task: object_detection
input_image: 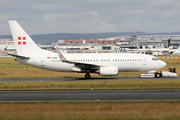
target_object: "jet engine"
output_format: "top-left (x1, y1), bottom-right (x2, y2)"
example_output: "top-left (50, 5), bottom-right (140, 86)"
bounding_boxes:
top-left (99, 66), bottom-right (118, 76)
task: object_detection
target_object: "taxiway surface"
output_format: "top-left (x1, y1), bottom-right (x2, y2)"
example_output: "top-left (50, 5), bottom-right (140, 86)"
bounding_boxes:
top-left (0, 90), bottom-right (180, 101)
top-left (0, 76), bottom-right (180, 82)
top-left (0, 77), bottom-right (180, 101)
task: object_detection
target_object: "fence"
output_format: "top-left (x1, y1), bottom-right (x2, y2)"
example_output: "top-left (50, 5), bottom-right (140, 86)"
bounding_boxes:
top-left (157, 56), bottom-right (179, 65)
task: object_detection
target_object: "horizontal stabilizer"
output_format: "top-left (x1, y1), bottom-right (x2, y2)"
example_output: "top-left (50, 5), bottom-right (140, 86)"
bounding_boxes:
top-left (8, 53), bottom-right (30, 59)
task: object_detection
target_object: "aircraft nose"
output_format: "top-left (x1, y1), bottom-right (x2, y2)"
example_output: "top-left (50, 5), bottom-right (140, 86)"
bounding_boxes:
top-left (160, 61), bottom-right (167, 68)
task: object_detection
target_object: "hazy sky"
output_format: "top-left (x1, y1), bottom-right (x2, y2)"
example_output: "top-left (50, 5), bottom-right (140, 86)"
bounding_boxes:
top-left (1, 0), bottom-right (180, 35)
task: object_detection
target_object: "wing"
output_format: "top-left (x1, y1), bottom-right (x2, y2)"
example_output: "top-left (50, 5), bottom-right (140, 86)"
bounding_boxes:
top-left (55, 46), bottom-right (101, 71)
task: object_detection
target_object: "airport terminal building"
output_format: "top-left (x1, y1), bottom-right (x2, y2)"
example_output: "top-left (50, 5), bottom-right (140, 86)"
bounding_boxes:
top-left (1, 35), bottom-right (180, 56)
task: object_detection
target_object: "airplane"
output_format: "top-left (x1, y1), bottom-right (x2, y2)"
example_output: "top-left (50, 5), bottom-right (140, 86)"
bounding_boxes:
top-left (171, 46), bottom-right (180, 55)
top-left (139, 39), bottom-right (172, 54)
top-left (151, 45), bottom-right (173, 56)
top-left (165, 39), bottom-right (171, 48)
top-left (8, 21), bottom-right (166, 79)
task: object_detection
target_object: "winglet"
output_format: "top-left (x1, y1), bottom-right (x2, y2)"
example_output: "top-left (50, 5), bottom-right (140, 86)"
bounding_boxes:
top-left (55, 46), bottom-right (68, 62)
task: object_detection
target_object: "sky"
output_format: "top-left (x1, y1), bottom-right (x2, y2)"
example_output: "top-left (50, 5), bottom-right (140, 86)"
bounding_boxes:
top-left (1, 0), bottom-right (180, 35)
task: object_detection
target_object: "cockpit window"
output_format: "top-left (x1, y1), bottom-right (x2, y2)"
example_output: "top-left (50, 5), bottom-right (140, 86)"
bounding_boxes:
top-left (152, 57), bottom-right (158, 61)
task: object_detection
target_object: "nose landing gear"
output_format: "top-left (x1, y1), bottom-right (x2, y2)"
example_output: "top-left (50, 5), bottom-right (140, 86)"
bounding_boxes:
top-left (155, 72), bottom-right (162, 78)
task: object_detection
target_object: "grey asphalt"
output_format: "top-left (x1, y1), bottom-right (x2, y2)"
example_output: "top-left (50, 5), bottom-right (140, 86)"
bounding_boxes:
top-left (0, 76), bottom-right (180, 82)
top-left (0, 90), bottom-right (180, 102)
top-left (0, 77), bottom-right (180, 102)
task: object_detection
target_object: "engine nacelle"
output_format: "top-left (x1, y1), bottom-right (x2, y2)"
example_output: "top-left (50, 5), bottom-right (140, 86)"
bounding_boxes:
top-left (100, 66), bottom-right (118, 76)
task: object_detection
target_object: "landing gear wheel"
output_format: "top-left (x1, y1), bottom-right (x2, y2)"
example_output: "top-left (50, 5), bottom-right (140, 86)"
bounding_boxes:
top-left (85, 73), bottom-right (91, 79)
top-left (155, 73), bottom-right (161, 78)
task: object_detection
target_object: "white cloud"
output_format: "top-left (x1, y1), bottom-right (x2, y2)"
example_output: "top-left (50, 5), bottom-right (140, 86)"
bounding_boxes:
top-left (0, 0), bottom-right (180, 34)
top-left (39, 11), bottom-right (116, 33)
top-left (42, 11), bottom-right (99, 22)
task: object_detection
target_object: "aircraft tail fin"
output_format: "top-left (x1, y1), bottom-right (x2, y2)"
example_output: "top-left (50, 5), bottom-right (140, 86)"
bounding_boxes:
top-left (9, 21), bottom-right (41, 56)
top-left (177, 46), bottom-right (180, 50)
top-left (165, 39), bottom-right (171, 48)
top-left (169, 45), bottom-right (173, 50)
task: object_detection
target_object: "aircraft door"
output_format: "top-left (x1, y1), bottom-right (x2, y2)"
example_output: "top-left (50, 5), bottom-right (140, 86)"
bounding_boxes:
top-left (41, 57), bottom-right (45, 68)
top-left (142, 57), bottom-right (147, 65)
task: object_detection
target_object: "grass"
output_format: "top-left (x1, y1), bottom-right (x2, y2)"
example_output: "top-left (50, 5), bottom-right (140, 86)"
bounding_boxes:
top-left (0, 57), bottom-right (180, 90)
top-left (0, 101), bottom-right (180, 120)
top-left (0, 80), bottom-right (180, 90)
top-left (0, 57), bottom-right (180, 78)
top-left (1, 57), bottom-right (180, 119)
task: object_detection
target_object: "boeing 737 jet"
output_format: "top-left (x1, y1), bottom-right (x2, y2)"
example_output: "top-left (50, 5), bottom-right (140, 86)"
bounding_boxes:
top-left (8, 21), bottom-right (166, 78)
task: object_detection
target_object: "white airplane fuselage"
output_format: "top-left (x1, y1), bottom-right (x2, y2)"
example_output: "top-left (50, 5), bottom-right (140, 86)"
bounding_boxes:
top-left (16, 49), bottom-right (165, 73)
top-left (173, 51), bottom-right (180, 56)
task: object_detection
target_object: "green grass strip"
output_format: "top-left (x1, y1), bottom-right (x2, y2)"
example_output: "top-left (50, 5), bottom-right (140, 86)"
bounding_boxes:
top-left (0, 80), bottom-right (180, 90)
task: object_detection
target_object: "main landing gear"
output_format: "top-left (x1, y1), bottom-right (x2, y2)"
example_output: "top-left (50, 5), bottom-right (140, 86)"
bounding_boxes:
top-left (85, 73), bottom-right (91, 79)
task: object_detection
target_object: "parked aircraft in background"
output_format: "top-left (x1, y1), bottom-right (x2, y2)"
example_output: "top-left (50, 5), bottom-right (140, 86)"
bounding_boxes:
top-left (172, 46), bottom-right (180, 55)
top-left (151, 45), bottom-right (173, 56)
top-left (8, 21), bottom-right (166, 78)
top-left (139, 39), bottom-right (172, 55)
top-left (165, 39), bottom-right (171, 48)
top-left (139, 39), bottom-right (174, 56)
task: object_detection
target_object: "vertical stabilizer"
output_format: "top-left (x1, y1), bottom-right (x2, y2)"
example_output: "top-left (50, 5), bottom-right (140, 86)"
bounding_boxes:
top-left (169, 45), bottom-right (173, 50)
top-left (165, 39), bottom-right (171, 48)
top-left (177, 46), bottom-right (180, 50)
top-left (9, 21), bottom-right (41, 56)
